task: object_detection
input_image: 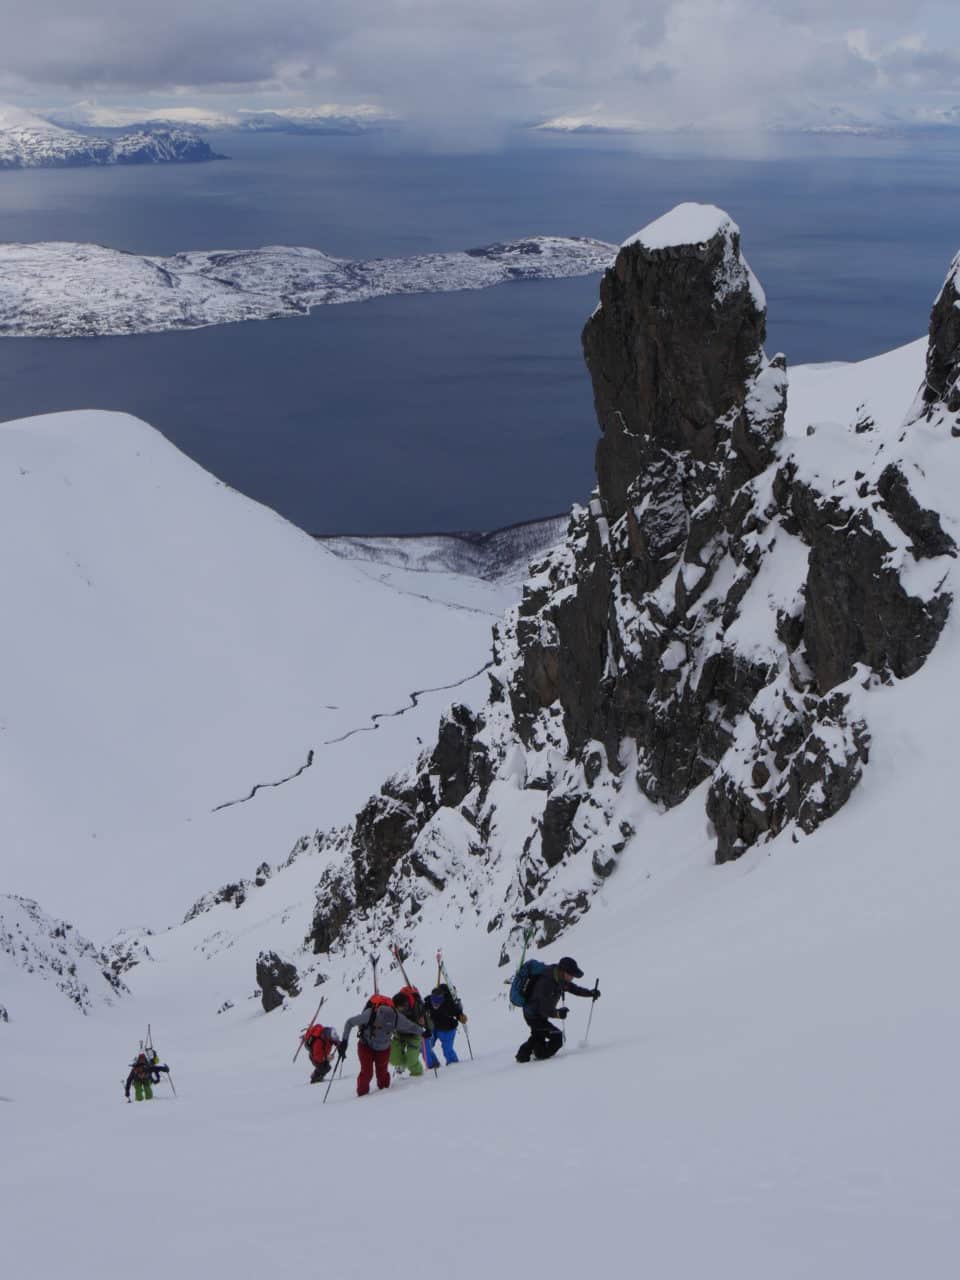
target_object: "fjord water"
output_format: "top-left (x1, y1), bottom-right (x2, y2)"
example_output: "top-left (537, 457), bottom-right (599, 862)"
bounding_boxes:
top-left (1, 131), bottom-right (958, 534)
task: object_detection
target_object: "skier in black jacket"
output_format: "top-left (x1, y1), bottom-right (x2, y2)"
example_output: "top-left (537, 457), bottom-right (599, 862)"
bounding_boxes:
top-left (125, 1052), bottom-right (170, 1102)
top-left (425, 983), bottom-right (467, 1067)
top-left (516, 957), bottom-right (599, 1063)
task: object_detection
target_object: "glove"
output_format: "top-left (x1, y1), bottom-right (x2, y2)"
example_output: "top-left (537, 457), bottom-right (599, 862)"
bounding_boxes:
top-left (459, 1013), bottom-right (468, 1024)
top-left (337, 1042), bottom-right (347, 1059)
top-left (592, 990), bottom-right (601, 1001)
top-left (556, 1007), bottom-right (569, 1021)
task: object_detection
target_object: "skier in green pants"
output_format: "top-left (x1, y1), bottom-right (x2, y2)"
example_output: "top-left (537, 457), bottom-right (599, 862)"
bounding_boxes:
top-left (390, 987), bottom-right (429, 1076)
top-left (125, 1052), bottom-right (169, 1102)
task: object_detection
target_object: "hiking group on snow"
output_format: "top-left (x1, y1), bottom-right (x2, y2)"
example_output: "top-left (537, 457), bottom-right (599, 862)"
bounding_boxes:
top-left (123, 946), bottom-right (600, 1105)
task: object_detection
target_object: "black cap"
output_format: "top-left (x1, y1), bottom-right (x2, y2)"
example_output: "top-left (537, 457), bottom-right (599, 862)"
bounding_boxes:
top-left (558, 957), bottom-right (583, 978)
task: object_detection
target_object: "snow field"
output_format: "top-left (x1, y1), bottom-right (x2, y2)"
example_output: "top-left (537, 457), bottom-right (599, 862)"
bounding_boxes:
top-left (4, 335), bottom-right (960, 1277)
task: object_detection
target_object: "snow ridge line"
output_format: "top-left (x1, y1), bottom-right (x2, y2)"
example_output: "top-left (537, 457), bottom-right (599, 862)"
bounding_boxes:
top-left (211, 749), bottom-right (316, 812)
top-left (320, 661), bottom-right (494, 746)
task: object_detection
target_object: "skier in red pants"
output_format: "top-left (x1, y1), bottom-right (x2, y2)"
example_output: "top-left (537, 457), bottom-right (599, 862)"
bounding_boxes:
top-left (341, 995), bottom-right (426, 1097)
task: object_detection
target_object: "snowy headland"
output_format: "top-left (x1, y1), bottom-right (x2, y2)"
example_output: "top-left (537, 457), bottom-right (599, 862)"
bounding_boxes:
top-left (0, 105), bottom-right (221, 169)
top-left (0, 235), bottom-right (616, 337)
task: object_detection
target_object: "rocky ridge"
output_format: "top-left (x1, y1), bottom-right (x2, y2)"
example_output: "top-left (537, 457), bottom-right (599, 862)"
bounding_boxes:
top-left (290, 202), bottom-right (957, 967)
top-left (0, 895), bottom-right (130, 1014)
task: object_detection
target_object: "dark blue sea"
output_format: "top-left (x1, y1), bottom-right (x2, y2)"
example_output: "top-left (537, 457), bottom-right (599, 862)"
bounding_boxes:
top-left (1, 131), bottom-right (958, 534)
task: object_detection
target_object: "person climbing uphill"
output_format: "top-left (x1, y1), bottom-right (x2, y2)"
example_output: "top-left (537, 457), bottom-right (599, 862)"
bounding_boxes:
top-left (341, 994), bottom-right (425, 1097)
top-left (390, 986), bottom-right (430, 1077)
top-left (125, 1052), bottom-right (170, 1102)
top-left (426, 983), bottom-right (467, 1067)
top-left (516, 957), bottom-right (599, 1063)
top-left (303, 1022), bottom-right (342, 1084)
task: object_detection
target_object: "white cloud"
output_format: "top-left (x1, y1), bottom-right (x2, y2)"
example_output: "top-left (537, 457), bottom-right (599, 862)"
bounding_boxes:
top-left (0, 0), bottom-right (958, 138)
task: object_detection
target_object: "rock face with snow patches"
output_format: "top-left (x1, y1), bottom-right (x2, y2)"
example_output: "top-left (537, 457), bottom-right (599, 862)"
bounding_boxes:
top-left (305, 202), bottom-right (957, 958)
top-left (0, 895), bottom-right (129, 1014)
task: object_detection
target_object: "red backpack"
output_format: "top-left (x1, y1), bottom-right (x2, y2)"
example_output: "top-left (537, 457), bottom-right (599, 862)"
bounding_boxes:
top-left (305, 1024), bottom-right (332, 1065)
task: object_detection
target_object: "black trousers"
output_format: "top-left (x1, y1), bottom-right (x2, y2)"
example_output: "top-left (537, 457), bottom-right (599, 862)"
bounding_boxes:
top-left (310, 1060), bottom-right (331, 1083)
top-left (518, 1014), bottom-right (563, 1061)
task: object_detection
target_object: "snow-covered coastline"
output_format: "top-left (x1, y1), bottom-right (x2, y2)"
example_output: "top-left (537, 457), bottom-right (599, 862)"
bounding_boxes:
top-left (0, 106), bottom-right (222, 169)
top-left (0, 236), bottom-right (616, 337)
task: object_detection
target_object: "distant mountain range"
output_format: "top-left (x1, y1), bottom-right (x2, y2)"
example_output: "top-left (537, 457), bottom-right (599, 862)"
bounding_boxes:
top-left (533, 101), bottom-right (960, 137)
top-left (0, 106), bottom-right (222, 169)
top-left (38, 101), bottom-right (396, 136)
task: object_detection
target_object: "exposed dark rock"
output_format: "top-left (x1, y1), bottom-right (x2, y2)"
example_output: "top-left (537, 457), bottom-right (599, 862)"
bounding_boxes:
top-left (781, 474), bottom-right (951, 692)
top-left (876, 464), bottom-right (957, 560)
top-left (921, 261), bottom-right (960, 415)
top-left (540, 793), bottom-right (584, 868)
top-left (256, 950), bottom-right (301, 1012)
top-left (430, 704), bottom-right (490, 806)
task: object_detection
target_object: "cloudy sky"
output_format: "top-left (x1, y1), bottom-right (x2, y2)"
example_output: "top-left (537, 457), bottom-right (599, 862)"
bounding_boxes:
top-left (0, 0), bottom-right (958, 133)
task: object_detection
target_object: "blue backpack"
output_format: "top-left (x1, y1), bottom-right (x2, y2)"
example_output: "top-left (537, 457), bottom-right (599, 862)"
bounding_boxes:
top-left (509, 959), bottom-right (546, 1008)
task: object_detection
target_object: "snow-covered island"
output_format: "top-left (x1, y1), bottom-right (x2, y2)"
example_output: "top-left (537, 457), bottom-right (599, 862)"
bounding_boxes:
top-left (0, 235), bottom-right (617, 337)
top-left (0, 105), bottom-right (223, 169)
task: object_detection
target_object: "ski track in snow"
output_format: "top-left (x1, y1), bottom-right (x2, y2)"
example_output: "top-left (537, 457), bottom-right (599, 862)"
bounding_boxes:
top-left (321, 660), bottom-right (493, 746)
top-left (210, 749), bottom-right (316, 813)
top-left (209, 661), bottom-right (492, 810)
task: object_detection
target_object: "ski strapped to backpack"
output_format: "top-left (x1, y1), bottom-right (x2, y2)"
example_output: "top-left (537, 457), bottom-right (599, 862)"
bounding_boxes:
top-left (437, 949), bottom-right (473, 1060)
top-left (509, 958), bottom-right (547, 1008)
top-left (293, 996), bottom-right (326, 1063)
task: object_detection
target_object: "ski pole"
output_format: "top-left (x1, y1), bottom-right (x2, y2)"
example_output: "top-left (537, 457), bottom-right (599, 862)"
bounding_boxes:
top-left (583, 980), bottom-right (600, 1046)
top-left (292, 996), bottom-right (326, 1063)
top-left (166, 1071), bottom-right (177, 1097)
top-left (322, 1050), bottom-right (346, 1104)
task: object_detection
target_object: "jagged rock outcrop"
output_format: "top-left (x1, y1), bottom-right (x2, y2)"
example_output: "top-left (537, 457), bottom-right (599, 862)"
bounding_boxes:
top-left (282, 203), bottom-right (959, 957)
top-left (256, 950), bottom-right (301, 1012)
top-left (921, 255), bottom-right (960, 417)
top-left (184, 862), bottom-right (274, 922)
top-left (307, 705), bottom-right (490, 952)
top-left (0, 895), bottom-right (129, 1012)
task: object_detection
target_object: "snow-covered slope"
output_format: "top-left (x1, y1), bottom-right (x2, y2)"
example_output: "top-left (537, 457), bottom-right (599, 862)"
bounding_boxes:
top-left (0, 410), bottom-right (517, 937)
top-left (4, 355), bottom-right (960, 1271)
top-left (0, 106), bottom-right (221, 168)
top-left (0, 236), bottom-right (615, 337)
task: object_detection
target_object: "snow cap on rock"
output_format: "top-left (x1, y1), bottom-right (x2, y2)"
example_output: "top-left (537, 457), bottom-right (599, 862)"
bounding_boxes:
top-left (621, 202), bottom-right (765, 310)
top-left (623, 202), bottom-right (736, 252)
